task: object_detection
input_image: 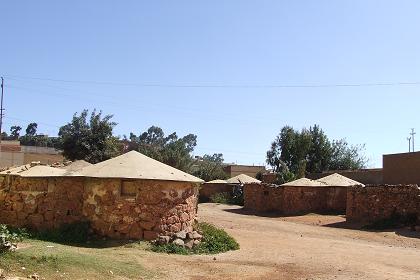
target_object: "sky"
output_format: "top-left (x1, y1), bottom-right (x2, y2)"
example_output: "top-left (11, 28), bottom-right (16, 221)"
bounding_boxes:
top-left (1, 1), bottom-right (420, 167)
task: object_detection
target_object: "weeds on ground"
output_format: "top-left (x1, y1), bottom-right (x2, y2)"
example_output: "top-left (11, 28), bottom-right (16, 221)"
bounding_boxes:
top-left (150, 222), bottom-right (239, 255)
top-left (210, 187), bottom-right (244, 206)
top-left (0, 224), bottom-right (29, 253)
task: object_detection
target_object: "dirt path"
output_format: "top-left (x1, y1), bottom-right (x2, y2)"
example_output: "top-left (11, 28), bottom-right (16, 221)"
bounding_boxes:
top-left (141, 203), bottom-right (420, 280)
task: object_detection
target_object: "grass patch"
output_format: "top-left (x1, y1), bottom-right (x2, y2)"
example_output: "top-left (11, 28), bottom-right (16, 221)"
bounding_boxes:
top-left (0, 239), bottom-right (154, 279)
top-left (151, 222), bottom-right (239, 255)
top-left (0, 224), bottom-right (29, 253)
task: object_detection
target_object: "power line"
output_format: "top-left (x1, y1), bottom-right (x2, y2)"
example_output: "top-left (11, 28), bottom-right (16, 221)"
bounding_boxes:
top-left (5, 74), bottom-right (420, 89)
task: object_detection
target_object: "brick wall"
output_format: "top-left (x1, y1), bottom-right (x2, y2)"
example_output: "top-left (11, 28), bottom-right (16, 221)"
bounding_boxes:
top-left (346, 185), bottom-right (420, 224)
top-left (383, 152), bottom-right (420, 185)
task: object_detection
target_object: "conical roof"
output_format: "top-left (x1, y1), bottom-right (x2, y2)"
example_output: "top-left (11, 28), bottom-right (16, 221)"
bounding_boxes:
top-left (19, 166), bottom-right (80, 177)
top-left (79, 151), bottom-right (204, 183)
top-left (317, 173), bottom-right (364, 187)
top-left (281, 178), bottom-right (328, 187)
top-left (61, 160), bottom-right (92, 172)
top-left (207, 179), bottom-right (228, 184)
top-left (226, 174), bottom-right (261, 184)
top-left (0, 164), bottom-right (31, 175)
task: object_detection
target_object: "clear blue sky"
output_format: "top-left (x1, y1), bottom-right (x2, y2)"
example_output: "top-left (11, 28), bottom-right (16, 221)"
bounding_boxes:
top-left (2, 1), bottom-right (420, 167)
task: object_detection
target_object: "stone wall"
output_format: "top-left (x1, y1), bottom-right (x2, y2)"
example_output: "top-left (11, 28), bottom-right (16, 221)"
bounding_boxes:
top-left (346, 185), bottom-right (420, 224)
top-left (83, 178), bottom-right (199, 240)
top-left (0, 176), bottom-right (85, 229)
top-left (244, 183), bottom-right (347, 215)
top-left (0, 176), bottom-right (199, 240)
top-left (199, 183), bottom-right (232, 202)
top-left (243, 183), bottom-right (283, 212)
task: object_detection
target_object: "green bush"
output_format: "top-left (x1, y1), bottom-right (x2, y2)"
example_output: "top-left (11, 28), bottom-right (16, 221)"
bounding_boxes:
top-left (209, 188), bottom-right (244, 206)
top-left (0, 224), bottom-right (28, 253)
top-left (36, 221), bottom-right (90, 244)
top-left (150, 222), bottom-right (239, 255)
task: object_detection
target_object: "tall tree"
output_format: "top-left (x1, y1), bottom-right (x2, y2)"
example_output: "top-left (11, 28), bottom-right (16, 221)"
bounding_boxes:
top-left (25, 123), bottom-right (38, 136)
top-left (58, 109), bottom-right (119, 163)
top-left (193, 153), bottom-right (228, 182)
top-left (134, 126), bottom-right (198, 172)
top-left (267, 124), bottom-right (367, 178)
top-left (10, 126), bottom-right (22, 139)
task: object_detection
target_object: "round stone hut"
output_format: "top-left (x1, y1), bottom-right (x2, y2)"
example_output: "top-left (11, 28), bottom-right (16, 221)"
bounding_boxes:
top-left (79, 151), bottom-right (204, 240)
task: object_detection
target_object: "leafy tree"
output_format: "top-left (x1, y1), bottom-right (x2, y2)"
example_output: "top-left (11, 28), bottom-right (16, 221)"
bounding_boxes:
top-left (267, 124), bottom-right (367, 178)
top-left (131, 126), bottom-right (198, 172)
top-left (58, 109), bottom-right (119, 163)
top-left (329, 139), bottom-right (367, 170)
top-left (10, 126), bottom-right (22, 139)
top-left (25, 123), bottom-right (38, 136)
top-left (193, 153), bottom-right (228, 182)
top-left (306, 125), bottom-right (332, 173)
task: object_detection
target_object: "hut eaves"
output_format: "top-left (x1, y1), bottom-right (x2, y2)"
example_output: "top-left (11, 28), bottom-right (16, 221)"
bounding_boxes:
top-left (226, 174), bottom-right (261, 184)
top-left (281, 178), bottom-right (328, 187)
top-left (206, 179), bottom-right (228, 184)
top-left (316, 173), bottom-right (364, 187)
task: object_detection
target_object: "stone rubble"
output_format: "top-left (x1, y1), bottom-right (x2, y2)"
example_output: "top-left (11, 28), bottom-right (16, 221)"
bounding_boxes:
top-left (155, 230), bottom-right (203, 248)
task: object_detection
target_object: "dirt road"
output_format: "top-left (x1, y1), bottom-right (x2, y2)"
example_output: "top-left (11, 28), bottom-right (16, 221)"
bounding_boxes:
top-left (142, 203), bottom-right (420, 280)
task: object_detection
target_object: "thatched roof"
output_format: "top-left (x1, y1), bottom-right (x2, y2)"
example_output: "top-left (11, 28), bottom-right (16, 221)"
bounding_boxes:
top-left (80, 151), bottom-right (204, 182)
top-left (61, 160), bottom-right (92, 172)
top-left (19, 166), bottom-right (78, 177)
top-left (281, 178), bottom-right (328, 187)
top-left (317, 173), bottom-right (364, 187)
top-left (206, 179), bottom-right (228, 184)
top-left (226, 174), bottom-right (261, 184)
top-left (0, 164), bottom-right (31, 175)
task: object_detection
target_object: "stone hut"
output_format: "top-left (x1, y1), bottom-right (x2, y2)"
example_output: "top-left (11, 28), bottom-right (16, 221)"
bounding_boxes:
top-left (244, 183), bottom-right (283, 212)
top-left (0, 165), bottom-right (84, 230)
top-left (199, 179), bottom-right (230, 202)
top-left (316, 173), bottom-right (364, 213)
top-left (0, 151), bottom-right (204, 240)
top-left (79, 151), bottom-right (203, 240)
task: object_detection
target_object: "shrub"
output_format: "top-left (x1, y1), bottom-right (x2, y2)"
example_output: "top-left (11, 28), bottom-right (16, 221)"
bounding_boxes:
top-left (209, 188), bottom-right (244, 206)
top-left (0, 224), bottom-right (28, 253)
top-left (36, 221), bottom-right (90, 244)
top-left (150, 222), bottom-right (239, 255)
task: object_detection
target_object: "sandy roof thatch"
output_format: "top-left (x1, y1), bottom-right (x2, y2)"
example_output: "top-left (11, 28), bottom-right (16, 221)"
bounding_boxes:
top-left (0, 164), bottom-right (31, 175)
top-left (206, 179), bottom-right (228, 184)
top-left (226, 174), bottom-right (261, 184)
top-left (79, 151), bottom-right (204, 183)
top-left (317, 173), bottom-right (364, 187)
top-left (19, 166), bottom-right (80, 177)
top-left (281, 178), bottom-right (328, 187)
top-left (61, 160), bottom-right (92, 172)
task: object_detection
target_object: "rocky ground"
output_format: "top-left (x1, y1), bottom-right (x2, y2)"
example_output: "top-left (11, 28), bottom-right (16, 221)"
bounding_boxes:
top-left (2, 203), bottom-right (420, 279)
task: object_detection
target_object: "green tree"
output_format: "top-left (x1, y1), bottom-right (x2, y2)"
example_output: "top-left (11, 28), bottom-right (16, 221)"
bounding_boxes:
top-left (135, 126), bottom-right (198, 172)
top-left (193, 153), bottom-right (228, 182)
top-left (329, 139), bottom-right (367, 170)
top-left (10, 126), bottom-right (22, 139)
top-left (267, 124), bottom-right (367, 178)
top-left (58, 109), bottom-right (119, 163)
top-left (25, 123), bottom-right (38, 136)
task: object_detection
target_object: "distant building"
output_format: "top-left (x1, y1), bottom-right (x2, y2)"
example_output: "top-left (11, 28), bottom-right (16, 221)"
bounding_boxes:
top-left (0, 140), bottom-right (64, 168)
top-left (223, 164), bottom-right (265, 178)
top-left (383, 151), bottom-right (420, 185)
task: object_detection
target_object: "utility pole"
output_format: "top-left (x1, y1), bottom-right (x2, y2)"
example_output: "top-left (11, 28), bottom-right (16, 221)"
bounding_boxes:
top-left (407, 137), bottom-right (411, 153)
top-left (0, 77), bottom-right (4, 143)
top-left (410, 128), bottom-right (416, 152)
